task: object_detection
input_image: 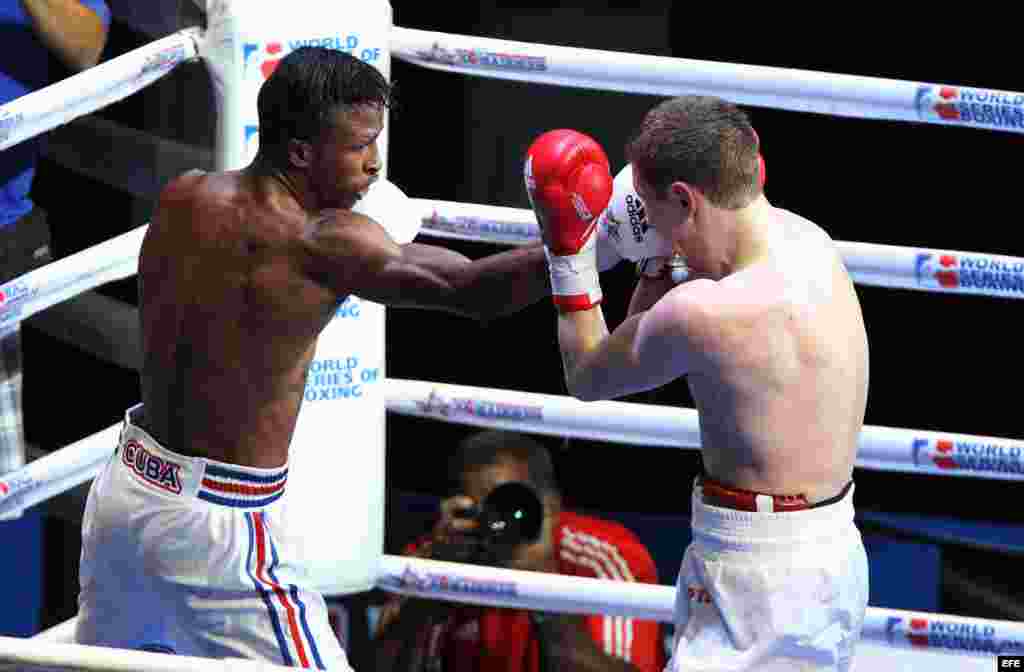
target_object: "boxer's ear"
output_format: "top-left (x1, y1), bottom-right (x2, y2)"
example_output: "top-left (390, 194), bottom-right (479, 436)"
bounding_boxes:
top-left (669, 181), bottom-right (691, 209)
top-left (288, 138), bottom-right (314, 170)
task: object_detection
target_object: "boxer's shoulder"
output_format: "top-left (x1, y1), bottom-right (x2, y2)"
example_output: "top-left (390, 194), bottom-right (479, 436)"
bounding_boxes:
top-left (162, 168), bottom-right (209, 198)
top-left (651, 274), bottom-right (783, 359)
top-left (301, 208), bottom-right (401, 284)
top-left (156, 169), bottom-right (235, 219)
top-left (304, 208), bottom-right (379, 247)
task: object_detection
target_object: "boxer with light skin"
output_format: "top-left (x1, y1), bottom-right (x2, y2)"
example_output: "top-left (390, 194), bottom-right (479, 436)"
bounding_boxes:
top-left (525, 95), bottom-right (870, 671)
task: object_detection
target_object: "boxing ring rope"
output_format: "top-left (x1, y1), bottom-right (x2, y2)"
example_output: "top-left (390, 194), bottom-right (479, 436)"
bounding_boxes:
top-left (16, 555), bottom-right (1024, 665)
top-left (390, 27), bottom-right (1024, 135)
top-left (373, 555), bottom-right (1024, 658)
top-left (4, 367), bottom-right (1024, 519)
top-left (418, 199), bottom-right (1024, 299)
top-left (0, 9), bottom-right (1020, 672)
top-left (0, 28), bottom-right (200, 152)
top-left (0, 635), bottom-right (291, 672)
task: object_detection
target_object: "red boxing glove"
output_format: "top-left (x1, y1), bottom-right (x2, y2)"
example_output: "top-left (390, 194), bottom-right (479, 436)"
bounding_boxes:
top-left (524, 129), bottom-right (613, 312)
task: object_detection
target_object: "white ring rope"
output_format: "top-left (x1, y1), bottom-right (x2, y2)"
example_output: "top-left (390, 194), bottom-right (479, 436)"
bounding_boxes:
top-left (0, 635), bottom-right (291, 672)
top-left (3, 370), bottom-right (1023, 518)
top-left (12, 553), bottom-right (1022, 665)
top-left (391, 27), bottom-right (1024, 135)
top-left (0, 225), bottom-right (145, 337)
top-left (5, 25), bottom-right (1023, 156)
top-left (0, 28), bottom-right (201, 152)
top-left (387, 379), bottom-right (1024, 481)
top-left (378, 556), bottom-right (1024, 658)
top-left (418, 199), bottom-right (1024, 300)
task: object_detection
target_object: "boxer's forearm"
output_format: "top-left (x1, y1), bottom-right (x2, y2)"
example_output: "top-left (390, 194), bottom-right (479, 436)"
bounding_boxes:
top-left (558, 309), bottom-right (667, 402)
top-left (557, 307), bottom-right (609, 400)
top-left (462, 242), bottom-right (551, 320)
top-left (20, 0), bottom-right (107, 71)
top-left (531, 613), bottom-right (639, 672)
top-left (626, 275), bottom-right (674, 317)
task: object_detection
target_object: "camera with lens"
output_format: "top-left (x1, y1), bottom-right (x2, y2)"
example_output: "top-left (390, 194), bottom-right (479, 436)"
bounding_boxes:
top-left (436, 481), bottom-right (545, 565)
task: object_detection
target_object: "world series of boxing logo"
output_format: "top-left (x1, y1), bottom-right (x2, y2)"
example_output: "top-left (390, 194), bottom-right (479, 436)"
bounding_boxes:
top-left (914, 85), bottom-right (1024, 131)
top-left (914, 252), bottom-right (1024, 296)
top-left (912, 437), bottom-right (1024, 476)
top-left (885, 616), bottom-right (1023, 655)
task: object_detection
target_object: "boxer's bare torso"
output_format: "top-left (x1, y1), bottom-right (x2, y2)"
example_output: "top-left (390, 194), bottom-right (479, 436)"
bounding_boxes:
top-left (139, 170), bottom-right (344, 468)
top-left (139, 164), bottom-right (549, 469)
top-left (682, 207), bottom-right (868, 502)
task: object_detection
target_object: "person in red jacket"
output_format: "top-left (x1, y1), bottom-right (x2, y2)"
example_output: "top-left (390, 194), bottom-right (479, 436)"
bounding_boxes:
top-left (375, 429), bottom-right (664, 672)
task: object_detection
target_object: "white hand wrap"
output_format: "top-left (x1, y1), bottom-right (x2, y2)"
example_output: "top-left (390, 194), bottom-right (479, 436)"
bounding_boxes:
top-left (545, 233), bottom-right (602, 312)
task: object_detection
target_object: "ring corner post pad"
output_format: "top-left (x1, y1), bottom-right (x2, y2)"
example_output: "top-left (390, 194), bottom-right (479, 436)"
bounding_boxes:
top-left (205, 0), bottom-right (394, 596)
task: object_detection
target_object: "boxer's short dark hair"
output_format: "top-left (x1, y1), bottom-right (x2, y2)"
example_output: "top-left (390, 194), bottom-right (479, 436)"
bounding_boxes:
top-left (626, 95), bottom-right (761, 209)
top-left (449, 430), bottom-right (559, 499)
top-left (257, 46), bottom-right (393, 166)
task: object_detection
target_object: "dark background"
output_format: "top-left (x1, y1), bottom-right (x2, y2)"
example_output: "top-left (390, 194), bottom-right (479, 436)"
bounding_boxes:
top-left (15, 0), bottom-right (1023, 634)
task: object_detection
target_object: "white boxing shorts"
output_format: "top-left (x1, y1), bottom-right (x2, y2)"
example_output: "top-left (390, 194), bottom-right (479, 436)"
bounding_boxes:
top-left (667, 480), bottom-right (869, 672)
top-left (76, 405), bottom-right (351, 670)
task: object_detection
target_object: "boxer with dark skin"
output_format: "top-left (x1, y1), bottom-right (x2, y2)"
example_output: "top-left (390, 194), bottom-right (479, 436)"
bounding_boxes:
top-left (138, 47), bottom-right (550, 469)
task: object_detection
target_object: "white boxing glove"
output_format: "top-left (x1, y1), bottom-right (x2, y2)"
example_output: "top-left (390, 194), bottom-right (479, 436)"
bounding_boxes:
top-left (595, 164), bottom-right (673, 264)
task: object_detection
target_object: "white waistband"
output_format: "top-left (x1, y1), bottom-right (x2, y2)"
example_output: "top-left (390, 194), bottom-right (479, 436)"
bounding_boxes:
top-left (118, 404), bottom-right (288, 509)
top-left (690, 479), bottom-right (857, 550)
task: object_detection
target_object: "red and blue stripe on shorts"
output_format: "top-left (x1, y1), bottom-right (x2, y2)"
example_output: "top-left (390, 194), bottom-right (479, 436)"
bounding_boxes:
top-left (197, 463), bottom-right (288, 508)
top-left (245, 510), bottom-right (325, 670)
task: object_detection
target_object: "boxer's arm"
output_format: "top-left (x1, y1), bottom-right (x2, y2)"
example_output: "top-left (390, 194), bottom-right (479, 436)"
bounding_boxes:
top-left (626, 274), bottom-right (676, 317)
top-left (558, 281), bottom-right (714, 401)
top-left (21, 0), bottom-right (109, 71)
top-left (307, 210), bottom-right (549, 321)
top-left (628, 256), bottom-right (691, 317)
top-left (400, 241), bottom-right (551, 320)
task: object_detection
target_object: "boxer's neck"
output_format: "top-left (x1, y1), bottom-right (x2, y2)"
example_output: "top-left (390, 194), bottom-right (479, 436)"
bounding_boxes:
top-left (726, 195), bottom-right (774, 274)
top-left (249, 158), bottom-right (320, 214)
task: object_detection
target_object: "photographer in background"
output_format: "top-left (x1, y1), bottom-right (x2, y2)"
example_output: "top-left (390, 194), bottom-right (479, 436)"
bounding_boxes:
top-left (374, 429), bottom-right (664, 672)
